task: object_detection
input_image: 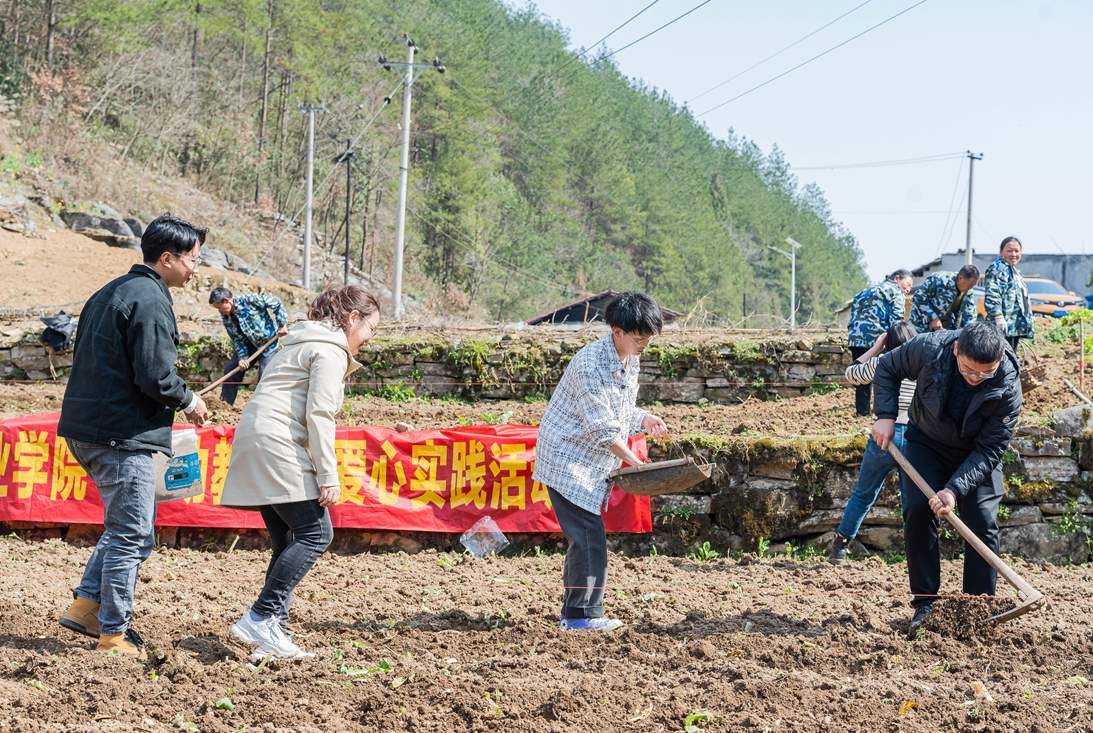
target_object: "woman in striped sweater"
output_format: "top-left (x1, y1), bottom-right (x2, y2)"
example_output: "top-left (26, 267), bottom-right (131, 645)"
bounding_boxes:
top-left (829, 320), bottom-right (918, 564)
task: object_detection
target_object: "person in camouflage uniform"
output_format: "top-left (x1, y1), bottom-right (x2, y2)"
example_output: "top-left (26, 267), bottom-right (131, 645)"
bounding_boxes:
top-left (847, 270), bottom-right (913, 416)
top-left (909, 265), bottom-right (980, 333)
top-left (209, 287), bottom-right (289, 405)
top-left (982, 236), bottom-right (1033, 350)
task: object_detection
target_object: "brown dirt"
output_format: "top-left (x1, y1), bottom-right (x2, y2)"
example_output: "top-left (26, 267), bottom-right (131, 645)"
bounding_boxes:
top-left (0, 538), bottom-right (1089, 732)
top-left (0, 227), bottom-right (310, 324)
top-left (920, 597), bottom-right (1019, 643)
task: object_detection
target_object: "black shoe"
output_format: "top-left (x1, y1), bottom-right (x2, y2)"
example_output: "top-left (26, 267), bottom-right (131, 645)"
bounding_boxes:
top-left (828, 533), bottom-right (851, 565)
top-left (907, 605), bottom-right (933, 640)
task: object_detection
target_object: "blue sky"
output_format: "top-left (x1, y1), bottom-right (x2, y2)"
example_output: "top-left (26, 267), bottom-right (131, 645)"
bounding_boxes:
top-left (517, 0), bottom-right (1093, 284)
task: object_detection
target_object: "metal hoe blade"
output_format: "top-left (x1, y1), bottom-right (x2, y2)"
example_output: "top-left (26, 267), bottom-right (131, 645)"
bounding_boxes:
top-left (888, 443), bottom-right (1046, 625)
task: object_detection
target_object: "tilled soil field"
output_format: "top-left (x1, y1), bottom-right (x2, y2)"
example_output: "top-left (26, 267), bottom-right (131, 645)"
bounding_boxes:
top-left (0, 537), bottom-right (1090, 732)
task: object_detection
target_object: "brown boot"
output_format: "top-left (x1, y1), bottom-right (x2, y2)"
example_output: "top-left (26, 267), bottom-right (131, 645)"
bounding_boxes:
top-left (59, 597), bottom-right (101, 638)
top-left (96, 629), bottom-right (146, 659)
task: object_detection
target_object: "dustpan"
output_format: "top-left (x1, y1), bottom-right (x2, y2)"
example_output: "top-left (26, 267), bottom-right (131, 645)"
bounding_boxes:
top-left (611, 457), bottom-right (713, 496)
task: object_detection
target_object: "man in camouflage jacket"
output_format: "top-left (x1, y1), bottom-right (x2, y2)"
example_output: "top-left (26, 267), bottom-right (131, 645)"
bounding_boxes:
top-left (909, 265), bottom-right (980, 333)
top-left (847, 269), bottom-right (913, 415)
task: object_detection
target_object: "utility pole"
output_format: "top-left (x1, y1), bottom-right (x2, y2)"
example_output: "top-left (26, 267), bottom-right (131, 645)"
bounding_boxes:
top-left (965, 151), bottom-right (983, 265)
top-left (333, 140), bottom-right (354, 285)
top-left (379, 35), bottom-right (445, 318)
top-left (299, 103), bottom-right (324, 290)
top-left (769, 237), bottom-right (803, 331)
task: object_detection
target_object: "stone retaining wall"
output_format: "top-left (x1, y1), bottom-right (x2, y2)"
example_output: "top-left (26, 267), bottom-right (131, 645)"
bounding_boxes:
top-left (0, 329), bottom-right (855, 403)
top-left (643, 406), bottom-right (1093, 565)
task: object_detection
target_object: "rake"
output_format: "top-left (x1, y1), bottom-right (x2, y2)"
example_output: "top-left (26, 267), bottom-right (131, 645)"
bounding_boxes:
top-left (888, 443), bottom-right (1046, 624)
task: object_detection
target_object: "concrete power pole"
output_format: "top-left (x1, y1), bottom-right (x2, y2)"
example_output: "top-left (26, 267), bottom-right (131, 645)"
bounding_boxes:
top-left (965, 151), bottom-right (983, 265)
top-left (333, 140), bottom-right (354, 286)
top-left (379, 35), bottom-right (444, 319)
top-left (769, 237), bottom-right (803, 331)
top-left (299, 103), bottom-right (324, 290)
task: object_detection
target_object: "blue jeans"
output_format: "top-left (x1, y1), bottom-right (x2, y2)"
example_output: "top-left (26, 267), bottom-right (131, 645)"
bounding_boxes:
top-left (220, 347), bottom-right (276, 405)
top-left (67, 439), bottom-right (157, 636)
top-left (836, 424), bottom-right (907, 540)
top-left (252, 500), bottom-right (333, 623)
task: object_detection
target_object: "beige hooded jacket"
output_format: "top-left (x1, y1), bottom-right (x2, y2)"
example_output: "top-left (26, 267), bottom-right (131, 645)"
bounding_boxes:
top-left (220, 320), bottom-right (361, 508)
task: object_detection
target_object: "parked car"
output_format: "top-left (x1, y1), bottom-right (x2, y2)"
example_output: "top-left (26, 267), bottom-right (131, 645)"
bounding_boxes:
top-left (973, 276), bottom-right (1084, 319)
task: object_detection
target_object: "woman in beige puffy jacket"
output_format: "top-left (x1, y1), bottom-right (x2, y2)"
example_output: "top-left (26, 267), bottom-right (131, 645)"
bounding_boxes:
top-left (222, 285), bottom-right (379, 660)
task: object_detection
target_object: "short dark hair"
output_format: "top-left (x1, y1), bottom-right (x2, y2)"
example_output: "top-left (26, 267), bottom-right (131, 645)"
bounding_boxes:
top-left (888, 269), bottom-right (912, 281)
top-left (209, 287), bottom-right (233, 305)
top-left (999, 236), bottom-right (1021, 253)
top-left (957, 320), bottom-right (1004, 364)
top-left (604, 291), bottom-right (663, 336)
top-left (884, 320), bottom-right (918, 351)
top-left (141, 213), bottom-right (207, 264)
top-left (957, 264), bottom-right (979, 281)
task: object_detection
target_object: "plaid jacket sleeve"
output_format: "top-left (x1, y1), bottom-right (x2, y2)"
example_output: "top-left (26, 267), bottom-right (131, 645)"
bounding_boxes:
top-left (570, 360), bottom-right (625, 447)
top-left (257, 293), bottom-right (288, 328)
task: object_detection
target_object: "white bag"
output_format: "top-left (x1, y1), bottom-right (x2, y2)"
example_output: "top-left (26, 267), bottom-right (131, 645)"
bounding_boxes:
top-left (153, 428), bottom-right (204, 503)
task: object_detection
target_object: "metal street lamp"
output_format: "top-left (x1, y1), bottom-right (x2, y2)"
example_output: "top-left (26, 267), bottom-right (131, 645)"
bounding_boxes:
top-left (769, 237), bottom-right (802, 331)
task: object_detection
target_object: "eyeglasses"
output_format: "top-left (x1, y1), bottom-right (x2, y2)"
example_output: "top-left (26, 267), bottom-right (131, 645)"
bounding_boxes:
top-left (956, 358), bottom-right (999, 380)
top-left (174, 252), bottom-right (200, 268)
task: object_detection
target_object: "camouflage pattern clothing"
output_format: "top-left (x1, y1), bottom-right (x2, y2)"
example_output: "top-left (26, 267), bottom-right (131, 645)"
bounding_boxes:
top-left (847, 279), bottom-right (906, 348)
top-left (982, 256), bottom-right (1033, 338)
top-left (909, 271), bottom-right (979, 332)
top-left (222, 293), bottom-right (288, 359)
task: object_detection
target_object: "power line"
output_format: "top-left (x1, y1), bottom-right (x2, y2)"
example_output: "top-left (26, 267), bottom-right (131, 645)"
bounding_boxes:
top-left (687, 0), bottom-right (877, 104)
top-left (405, 205), bottom-right (578, 298)
top-left (505, 0), bottom-right (709, 116)
top-left (933, 156), bottom-right (965, 258)
top-left (599, 0), bottom-right (716, 62)
top-left (557, 0), bottom-right (663, 72)
top-left (697, 0), bottom-right (931, 116)
top-left (795, 151), bottom-right (963, 171)
top-left (831, 209), bottom-right (959, 215)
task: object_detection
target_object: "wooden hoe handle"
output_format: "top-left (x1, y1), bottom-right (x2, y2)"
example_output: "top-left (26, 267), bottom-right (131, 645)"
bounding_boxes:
top-left (196, 333), bottom-right (280, 398)
top-left (887, 442), bottom-right (1045, 623)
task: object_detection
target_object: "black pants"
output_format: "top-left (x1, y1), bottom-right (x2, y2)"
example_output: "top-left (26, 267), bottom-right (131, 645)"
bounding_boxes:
top-left (1006, 336), bottom-right (1022, 352)
top-left (252, 500), bottom-right (333, 623)
top-left (849, 346), bottom-right (872, 416)
top-left (220, 348), bottom-right (274, 406)
top-left (901, 426), bottom-right (1003, 608)
top-left (548, 487), bottom-right (607, 620)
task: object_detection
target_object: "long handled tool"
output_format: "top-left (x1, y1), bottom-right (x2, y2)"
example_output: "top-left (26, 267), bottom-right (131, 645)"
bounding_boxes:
top-left (197, 333), bottom-right (280, 398)
top-left (887, 443), bottom-right (1046, 625)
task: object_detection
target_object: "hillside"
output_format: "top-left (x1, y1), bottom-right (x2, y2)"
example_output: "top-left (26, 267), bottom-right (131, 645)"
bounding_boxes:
top-left (1, 0), bottom-right (867, 322)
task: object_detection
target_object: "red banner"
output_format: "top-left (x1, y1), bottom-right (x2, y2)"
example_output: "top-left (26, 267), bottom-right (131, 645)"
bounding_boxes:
top-left (0, 414), bottom-right (650, 533)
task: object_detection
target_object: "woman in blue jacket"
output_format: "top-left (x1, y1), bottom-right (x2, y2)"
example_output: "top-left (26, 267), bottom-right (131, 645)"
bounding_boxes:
top-left (982, 236), bottom-right (1033, 350)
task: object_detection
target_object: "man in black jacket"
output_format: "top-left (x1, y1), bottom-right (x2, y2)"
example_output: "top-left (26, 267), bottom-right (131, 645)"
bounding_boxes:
top-left (57, 214), bottom-right (210, 658)
top-left (872, 321), bottom-right (1021, 637)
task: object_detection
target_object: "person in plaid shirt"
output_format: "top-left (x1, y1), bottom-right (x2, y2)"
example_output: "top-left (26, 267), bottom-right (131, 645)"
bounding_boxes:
top-left (909, 265), bottom-right (980, 333)
top-left (209, 287), bottom-right (289, 404)
top-left (532, 292), bottom-right (668, 632)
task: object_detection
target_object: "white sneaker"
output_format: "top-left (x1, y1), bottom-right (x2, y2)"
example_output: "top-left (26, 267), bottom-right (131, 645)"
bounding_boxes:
top-left (231, 610), bottom-right (310, 659)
